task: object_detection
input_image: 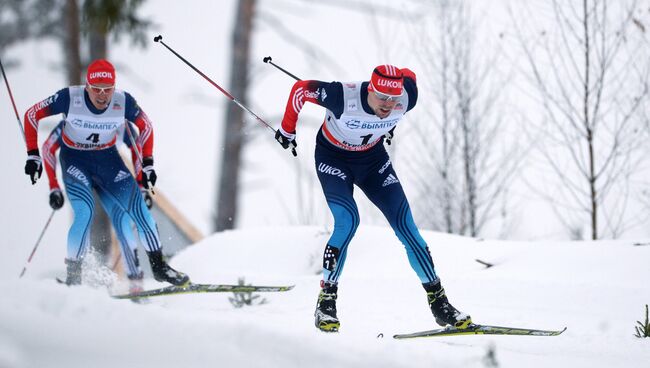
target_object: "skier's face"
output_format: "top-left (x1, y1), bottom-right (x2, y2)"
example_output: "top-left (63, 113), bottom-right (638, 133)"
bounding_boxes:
top-left (86, 83), bottom-right (115, 110)
top-left (368, 90), bottom-right (399, 119)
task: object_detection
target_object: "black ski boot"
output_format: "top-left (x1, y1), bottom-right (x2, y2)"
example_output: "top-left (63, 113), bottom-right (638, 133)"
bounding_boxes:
top-left (424, 279), bottom-right (472, 329)
top-left (315, 283), bottom-right (340, 332)
top-left (64, 258), bottom-right (82, 286)
top-left (147, 250), bottom-right (190, 287)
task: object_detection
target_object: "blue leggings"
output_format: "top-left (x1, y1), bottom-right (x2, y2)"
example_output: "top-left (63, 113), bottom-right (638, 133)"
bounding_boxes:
top-left (314, 132), bottom-right (437, 284)
top-left (60, 145), bottom-right (159, 269)
top-left (99, 191), bottom-right (142, 278)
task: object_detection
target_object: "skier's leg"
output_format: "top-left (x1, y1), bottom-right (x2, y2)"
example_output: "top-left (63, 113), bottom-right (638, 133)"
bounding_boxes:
top-left (59, 150), bottom-right (95, 285)
top-left (313, 152), bottom-right (358, 332)
top-left (97, 190), bottom-right (142, 280)
top-left (359, 161), bottom-right (437, 284)
top-left (94, 148), bottom-right (189, 286)
top-left (360, 155), bottom-right (471, 328)
top-left (62, 180), bottom-right (94, 262)
top-left (315, 159), bottom-right (359, 285)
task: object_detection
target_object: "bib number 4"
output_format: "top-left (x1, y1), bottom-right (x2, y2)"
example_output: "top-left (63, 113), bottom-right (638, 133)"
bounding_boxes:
top-left (86, 133), bottom-right (100, 143)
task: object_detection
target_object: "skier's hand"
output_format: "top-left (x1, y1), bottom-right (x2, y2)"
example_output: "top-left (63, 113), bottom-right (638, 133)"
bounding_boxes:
top-left (141, 157), bottom-right (157, 189)
top-left (24, 150), bottom-right (43, 185)
top-left (384, 127), bottom-right (396, 145)
top-left (49, 189), bottom-right (65, 210)
top-left (141, 187), bottom-right (153, 209)
top-left (275, 128), bottom-right (297, 157)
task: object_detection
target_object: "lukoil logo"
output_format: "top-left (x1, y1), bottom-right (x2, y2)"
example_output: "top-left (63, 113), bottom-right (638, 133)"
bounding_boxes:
top-left (89, 71), bottom-right (113, 79)
top-left (318, 163), bottom-right (347, 180)
top-left (377, 79), bottom-right (402, 89)
top-left (66, 165), bottom-right (89, 186)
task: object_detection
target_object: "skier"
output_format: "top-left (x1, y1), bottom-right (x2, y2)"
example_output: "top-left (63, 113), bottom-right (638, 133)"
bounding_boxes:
top-left (43, 120), bottom-right (150, 292)
top-left (275, 65), bottom-right (471, 332)
top-left (23, 59), bottom-right (189, 286)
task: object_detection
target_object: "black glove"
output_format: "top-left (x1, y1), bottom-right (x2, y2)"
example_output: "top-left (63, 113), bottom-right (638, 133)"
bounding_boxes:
top-left (141, 187), bottom-right (153, 209)
top-left (384, 127), bottom-right (396, 145)
top-left (25, 150), bottom-right (43, 185)
top-left (49, 189), bottom-right (65, 210)
top-left (141, 157), bottom-right (157, 189)
top-left (275, 129), bottom-right (297, 157)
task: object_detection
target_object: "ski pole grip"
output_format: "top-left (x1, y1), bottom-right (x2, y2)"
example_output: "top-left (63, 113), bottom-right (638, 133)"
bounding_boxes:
top-left (154, 35), bottom-right (163, 42)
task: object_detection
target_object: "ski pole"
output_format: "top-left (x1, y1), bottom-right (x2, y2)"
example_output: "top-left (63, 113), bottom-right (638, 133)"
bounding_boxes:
top-left (0, 56), bottom-right (26, 142)
top-left (19, 209), bottom-right (56, 278)
top-left (262, 56), bottom-right (302, 81)
top-left (153, 35), bottom-right (297, 157)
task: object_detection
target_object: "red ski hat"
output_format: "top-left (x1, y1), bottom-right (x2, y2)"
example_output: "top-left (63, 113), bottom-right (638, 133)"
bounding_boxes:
top-left (86, 59), bottom-right (115, 85)
top-left (368, 65), bottom-right (403, 97)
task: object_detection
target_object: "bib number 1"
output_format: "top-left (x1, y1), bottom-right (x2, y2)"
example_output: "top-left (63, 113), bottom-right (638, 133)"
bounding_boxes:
top-left (360, 133), bottom-right (373, 145)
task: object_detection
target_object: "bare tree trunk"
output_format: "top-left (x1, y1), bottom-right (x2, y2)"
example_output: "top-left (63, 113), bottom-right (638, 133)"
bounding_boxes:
top-left (89, 30), bottom-right (107, 60)
top-left (582, 0), bottom-right (598, 240)
top-left (512, 0), bottom-right (649, 240)
top-left (215, 0), bottom-right (256, 232)
top-left (63, 0), bottom-right (81, 85)
top-left (405, 0), bottom-right (518, 238)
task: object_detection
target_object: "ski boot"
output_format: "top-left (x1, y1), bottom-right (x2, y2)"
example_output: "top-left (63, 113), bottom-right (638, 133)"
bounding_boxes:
top-left (64, 258), bottom-right (82, 286)
top-left (424, 279), bottom-right (472, 329)
top-left (147, 250), bottom-right (190, 287)
top-left (315, 282), bottom-right (340, 332)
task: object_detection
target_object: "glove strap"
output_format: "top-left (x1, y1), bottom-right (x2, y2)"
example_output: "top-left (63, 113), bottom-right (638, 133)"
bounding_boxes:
top-left (279, 126), bottom-right (296, 140)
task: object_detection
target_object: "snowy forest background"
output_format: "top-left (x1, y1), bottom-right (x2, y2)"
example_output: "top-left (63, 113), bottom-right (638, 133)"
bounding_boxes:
top-left (3, 0), bottom-right (650, 249)
top-left (1, 1), bottom-right (649, 367)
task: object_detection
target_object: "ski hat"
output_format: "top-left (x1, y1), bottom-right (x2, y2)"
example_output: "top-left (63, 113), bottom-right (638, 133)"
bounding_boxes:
top-left (368, 64), bottom-right (403, 97)
top-left (86, 59), bottom-right (115, 85)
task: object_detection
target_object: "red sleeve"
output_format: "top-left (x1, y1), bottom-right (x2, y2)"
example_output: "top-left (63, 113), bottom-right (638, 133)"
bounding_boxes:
top-left (24, 100), bottom-right (55, 152)
top-left (280, 80), bottom-right (342, 135)
top-left (133, 110), bottom-right (154, 158)
top-left (24, 89), bottom-right (68, 153)
top-left (42, 128), bottom-right (61, 190)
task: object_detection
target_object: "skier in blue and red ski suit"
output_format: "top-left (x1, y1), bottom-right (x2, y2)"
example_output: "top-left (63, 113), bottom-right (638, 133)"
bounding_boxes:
top-left (275, 65), bottom-right (472, 332)
top-left (43, 120), bottom-right (150, 291)
top-left (23, 59), bottom-right (188, 286)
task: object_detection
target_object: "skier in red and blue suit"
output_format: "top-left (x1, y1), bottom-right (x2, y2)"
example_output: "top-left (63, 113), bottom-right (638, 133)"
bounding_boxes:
top-left (23, 59), bottom-right (188, 286)
top-left (275, 65), bottom-right (471, 332)
top-left (43, 120), bottom-right (150, 292)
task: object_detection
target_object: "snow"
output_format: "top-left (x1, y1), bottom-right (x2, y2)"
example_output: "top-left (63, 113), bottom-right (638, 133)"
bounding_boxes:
top-left (1, 0), bottom-right (650, 366)
top-left (1, 226), bottom-right (649, 368)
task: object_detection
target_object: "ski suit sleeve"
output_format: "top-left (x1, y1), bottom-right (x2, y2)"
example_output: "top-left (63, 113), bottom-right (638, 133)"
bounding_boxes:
top-left (125, 92), bottom-right (154, 159)
top-left (401, 68), bottom-right (418, 112)
top-left (42, 122), bottom-right (64, 190)
top-left (24, 88), bottom-right (70, 154)
top-left (280, 80), bottom-right (344, 135)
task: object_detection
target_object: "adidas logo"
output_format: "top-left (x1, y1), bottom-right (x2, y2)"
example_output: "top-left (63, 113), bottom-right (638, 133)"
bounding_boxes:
top-left (113, 170), bottom-right (130, 182)
top-left (382, 174), bottom-right (399, 187)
